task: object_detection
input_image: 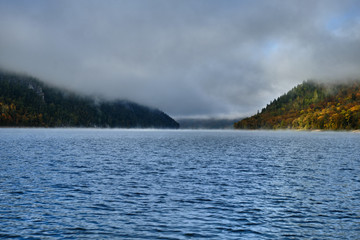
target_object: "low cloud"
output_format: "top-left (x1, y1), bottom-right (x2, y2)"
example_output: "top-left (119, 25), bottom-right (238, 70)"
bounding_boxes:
top-left (1, 0), bottom-right (360, 117)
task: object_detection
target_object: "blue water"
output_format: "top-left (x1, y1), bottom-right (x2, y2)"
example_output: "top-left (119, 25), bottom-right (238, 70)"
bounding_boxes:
top-left (0, 129), bottom-right (360, 239)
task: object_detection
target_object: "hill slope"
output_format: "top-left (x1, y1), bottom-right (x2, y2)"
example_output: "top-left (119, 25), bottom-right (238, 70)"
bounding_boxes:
top-left (234, 80), bottom-right (360, 130)
top-left (0, 71), bottom-right (179, 128)
top-left (177, 117), bottom-right (242, 129)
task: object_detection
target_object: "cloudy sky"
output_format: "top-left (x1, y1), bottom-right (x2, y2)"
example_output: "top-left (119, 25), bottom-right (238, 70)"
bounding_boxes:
top-left (1, 0), bottom-right (360, 118)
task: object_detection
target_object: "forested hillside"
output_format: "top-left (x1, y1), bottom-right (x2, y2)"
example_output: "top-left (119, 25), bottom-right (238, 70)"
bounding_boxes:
top-left (0, 71), bottom-right (179, 128)
top-left (234, 80), bottom-right (360, 130)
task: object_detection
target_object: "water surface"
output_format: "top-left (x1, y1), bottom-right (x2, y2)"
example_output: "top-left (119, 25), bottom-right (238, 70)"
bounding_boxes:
top-left (1, 129), bottom-right (359, 239)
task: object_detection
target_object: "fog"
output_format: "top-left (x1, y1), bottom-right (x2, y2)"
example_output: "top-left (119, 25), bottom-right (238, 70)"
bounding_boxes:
top-left (1, 0), bottom-right (360, 117)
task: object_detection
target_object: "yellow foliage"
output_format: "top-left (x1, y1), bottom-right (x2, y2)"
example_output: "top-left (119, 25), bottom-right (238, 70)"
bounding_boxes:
top-left (235, 80), bottom-right (360, 130)
top-left (10, 103), bottom-right (16, 111)
top-left (349, 105), bottom-right (360, 112)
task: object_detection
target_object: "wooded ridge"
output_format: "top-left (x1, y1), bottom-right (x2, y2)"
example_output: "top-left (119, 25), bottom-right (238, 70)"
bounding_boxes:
top-left (234, 80), bottom-right (360, 130)
top-left (0, 71), bottom-right (179, 128)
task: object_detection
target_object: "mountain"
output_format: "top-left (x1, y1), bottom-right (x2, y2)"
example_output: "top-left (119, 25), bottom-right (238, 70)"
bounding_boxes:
top-left (177, 117), bottom-right (242, 129)
top-left (234, 80), bottom-right (360, 130)
top-left (0, 71), bottom-right (179, 128)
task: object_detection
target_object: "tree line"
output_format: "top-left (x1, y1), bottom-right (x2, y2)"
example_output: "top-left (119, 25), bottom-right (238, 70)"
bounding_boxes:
top-left (0, 71), bottom-right (179, 128)
top-left (234, 80), bottom-right (360, 130)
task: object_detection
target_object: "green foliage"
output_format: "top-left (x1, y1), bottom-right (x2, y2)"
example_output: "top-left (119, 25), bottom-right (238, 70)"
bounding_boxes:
top-left (0, 71), bottom-right (179, 128)
top-left (234, 80), bottom-right (360, 130)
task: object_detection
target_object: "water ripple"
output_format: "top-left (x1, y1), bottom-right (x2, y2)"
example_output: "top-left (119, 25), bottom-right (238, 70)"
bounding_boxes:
top-left (0, 129), bottom-right (360, 239)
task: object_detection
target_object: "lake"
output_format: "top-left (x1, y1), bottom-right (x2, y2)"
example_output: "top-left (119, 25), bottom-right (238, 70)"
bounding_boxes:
top-left (0, 129), bottom-right (359, 239)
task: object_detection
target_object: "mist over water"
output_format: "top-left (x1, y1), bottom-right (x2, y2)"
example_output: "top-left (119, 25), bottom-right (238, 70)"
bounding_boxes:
top-left (1, 129), bottom-right (359, 239)
top-left (1, 1), bottom-right (360, 117)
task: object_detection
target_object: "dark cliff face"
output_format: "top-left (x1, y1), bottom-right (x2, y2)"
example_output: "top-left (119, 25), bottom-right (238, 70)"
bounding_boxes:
top-left (0, 71), bottom-right (179, 128)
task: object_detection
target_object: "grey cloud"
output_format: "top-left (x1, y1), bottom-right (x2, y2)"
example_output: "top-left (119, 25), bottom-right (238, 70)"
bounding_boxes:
top-left (0, 0), bottom-right (360, 117)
